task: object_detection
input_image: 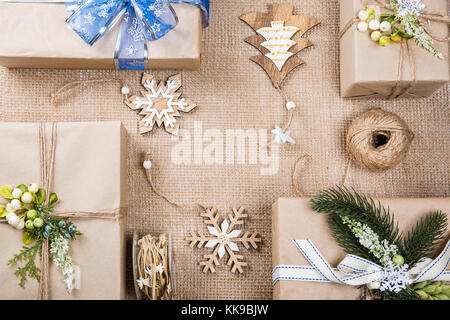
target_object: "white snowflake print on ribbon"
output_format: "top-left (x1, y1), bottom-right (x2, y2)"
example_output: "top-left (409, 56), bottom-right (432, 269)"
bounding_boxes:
top-left (126, 45), bottom-right (137, 56)
top-left (186, 208), bottom-right (262, 274)
top-left (127, 17), bottom-right (145, 42)
top-left (272, 125), bottom-right (295, 144)
top-left (125, 73), bottom-right (196, 135)
top-left (151, 23), bottom-right (161, 34)
top-left (98, 0), bottom-right (115, 18)
top-left (149, 0), bottom-right (169, 17)
top-left (256, 21), bottom-right (300, 71)
top-left (84, 12), bottom-right (96, 25)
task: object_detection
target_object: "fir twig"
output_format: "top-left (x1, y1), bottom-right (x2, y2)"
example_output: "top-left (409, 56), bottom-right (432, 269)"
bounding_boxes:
top-left (7, 240), bottom-right (42, 287)
top-left (401, 211), bottom-right (448, 266)
top-left (311, 187), bottom-right (402, 248)
top-left (327, 214), bottom-right (374, 261)
top-left (372, 288), bottom-right (421, 300)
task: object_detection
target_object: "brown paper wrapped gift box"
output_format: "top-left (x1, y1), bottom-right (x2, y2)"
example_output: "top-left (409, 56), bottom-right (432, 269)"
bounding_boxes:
top-left (0, 122), bottom-right (127, 299)
top-left (0, 3), bottom-right (202, 69)
top-left (340, 0), bottom-right (449, 99)
top-left (272, 197), bottom-right (450, 300)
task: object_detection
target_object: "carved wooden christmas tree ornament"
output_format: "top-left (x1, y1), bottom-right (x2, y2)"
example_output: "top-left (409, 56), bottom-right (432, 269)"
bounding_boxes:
top-left (125, 73), bottom-right (196, 135)
top-left (186, 207), bottom-right (262, 274)
top-left (240, 4), bottom-right (320, 87)
top-left (240, 4), bottom-right (320, 146)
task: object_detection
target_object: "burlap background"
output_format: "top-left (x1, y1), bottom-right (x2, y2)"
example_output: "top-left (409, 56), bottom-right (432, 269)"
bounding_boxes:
top-left (0, 0), bottom-right (448, 300)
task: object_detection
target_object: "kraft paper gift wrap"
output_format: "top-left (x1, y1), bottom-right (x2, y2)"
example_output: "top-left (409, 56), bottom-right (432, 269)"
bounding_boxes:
top-left (340, 0), bottom-right (449, 99)
top-left (0, 3), bottom-right (202, 69)
top-left (0, 122), bottom-right (127, 299)
top-left (272, 198), bottom-right (450, 300)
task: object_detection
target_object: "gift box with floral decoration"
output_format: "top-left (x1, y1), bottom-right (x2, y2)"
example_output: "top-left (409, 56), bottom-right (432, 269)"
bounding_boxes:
top-left (340, 0), bottom-right (449, 99)
top-left (0, 122), bottom-right (127, 299)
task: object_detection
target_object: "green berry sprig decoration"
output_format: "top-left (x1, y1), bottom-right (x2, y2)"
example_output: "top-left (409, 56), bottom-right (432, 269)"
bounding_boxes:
top-left (414, 281), bottom-right (450, 300)
top-left (1, 183), bottom-right (81, 291)
top-left (355, 1), bottom-right (443, 58)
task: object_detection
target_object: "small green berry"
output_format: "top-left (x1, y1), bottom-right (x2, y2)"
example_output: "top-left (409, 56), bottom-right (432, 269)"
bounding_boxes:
top-left (392, 255), bottom-right (404, 265)
top-left (379, 36), bottom-right (391, 46)
top-left (25, 220), bottom-right (34, 230)
top-left (33, 217), bottom-right (44, 228)
top-left (26, 209), bottom-right (38, 220)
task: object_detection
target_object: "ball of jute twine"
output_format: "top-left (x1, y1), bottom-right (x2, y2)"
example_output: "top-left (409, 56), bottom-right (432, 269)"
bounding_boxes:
top-left (346, 108), bottom-right (414, 172)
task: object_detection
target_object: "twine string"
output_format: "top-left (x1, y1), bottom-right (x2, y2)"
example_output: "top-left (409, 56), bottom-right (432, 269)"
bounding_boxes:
top-left (346, 108), bottom-right (414, 172)
top-left (136, 234), bottom-right (173, 300)
top-left (291, 155), bottom-right (311, 197)
top-left (51, 78), bottom-right (128, 107)
top-left (36, 123), bottom-right (122, 300)
top-left (143, 154), bottom-right (208, 211)
top-left (339, 0), bottom-right (449, 99)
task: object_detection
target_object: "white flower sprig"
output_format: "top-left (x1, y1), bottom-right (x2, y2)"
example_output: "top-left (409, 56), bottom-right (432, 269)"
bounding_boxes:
top-left (341, 216), bottom-right (399, 267)
top-left (49, 234), bottom-right (75, 293)
top-left (395, 0), bottom-right (425, 17)
top-left (390, 0), bottom-right (443, 58)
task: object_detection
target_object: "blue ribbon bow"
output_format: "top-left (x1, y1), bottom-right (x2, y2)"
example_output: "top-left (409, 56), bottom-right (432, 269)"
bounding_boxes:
top-left (65, 0), bottom-right (209, 69)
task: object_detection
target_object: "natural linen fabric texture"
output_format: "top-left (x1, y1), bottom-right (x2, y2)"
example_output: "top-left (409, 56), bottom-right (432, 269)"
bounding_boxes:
top-left (0, 0), bottom-right (448, 299)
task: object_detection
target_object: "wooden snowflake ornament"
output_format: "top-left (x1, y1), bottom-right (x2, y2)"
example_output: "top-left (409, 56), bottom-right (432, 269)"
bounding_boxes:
top-left (186, 207), bottom-right (262, 274)
top-left (125, 73), bottom-right (196, 135)
top-left (240, 4), bottom-right (321, 87)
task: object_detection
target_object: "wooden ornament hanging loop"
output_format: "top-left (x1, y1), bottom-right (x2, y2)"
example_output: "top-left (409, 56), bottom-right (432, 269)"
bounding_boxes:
top-left (240, 4), bottom-right (321, 146)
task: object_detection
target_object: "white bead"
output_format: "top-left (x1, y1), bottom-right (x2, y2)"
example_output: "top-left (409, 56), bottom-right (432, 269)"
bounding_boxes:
top-left (285, 101), bottom-right (296, 110)
top-left (121, 86), bottom-right (130, 95)
top-left (6, 203), bottom-right (15, 213)
top-left (380, 21), bottom-right (391, 32)
top-left (357, 21), bottom-right (368, 32)
top-left (369, 19), bottom-right (380, 30)
top-left (6, 212), bottom-right (16, 222)
top-left (10, 199), bottom-right (21, 210)
top-left (21, 192), bottom-right (32, 204)
top-left (28, 183), bottom-right (39, 193)
top-left (367, 281), bottom-right (381, 290)
top-left (143, 160), bottom-right (152, 169)
top-left (15, 219), bottom-right (24, 230)
top-left (7, 214), bottom-right (20, 228)
top-left (12, 188), bottom-right (22, 199)
top-left (358, 10), bottom-right (370, 21)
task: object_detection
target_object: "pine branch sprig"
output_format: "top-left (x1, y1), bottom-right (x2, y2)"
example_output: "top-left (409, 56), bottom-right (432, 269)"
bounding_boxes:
top-left (7, 240), bottom-right (42, 287)
top-left (371, 287), bottom-right (421, 300)
top-left (401, 211), bottom-right (448, 267)
top-left (311, 187), bottom-right (402, 248)
top-left (327, 214), bottom-right (374, 261)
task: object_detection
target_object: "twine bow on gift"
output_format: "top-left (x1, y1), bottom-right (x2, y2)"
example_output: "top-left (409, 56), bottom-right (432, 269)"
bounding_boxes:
top-left (273, 239), bottom-right (450, 291)
top-left (34, 123), bottom-right (123, 300)
top-left (339, 0), bottom-right (450, 99)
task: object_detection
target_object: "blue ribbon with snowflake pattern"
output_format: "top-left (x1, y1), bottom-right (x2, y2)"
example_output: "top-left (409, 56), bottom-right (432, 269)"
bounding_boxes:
top-left (65, 0), bottom-right (209, 69)
top-left (272, 239), bottom-right (450, 293)
top-left (1, 0), bottom-right (209, 69)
